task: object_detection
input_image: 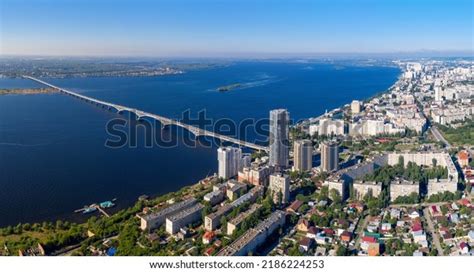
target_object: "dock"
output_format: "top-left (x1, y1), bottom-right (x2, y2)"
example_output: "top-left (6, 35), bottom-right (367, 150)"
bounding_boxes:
top-left (74, 198), bottom-right (116, 217)
top-left (95, 205), bottom-right (110, 218)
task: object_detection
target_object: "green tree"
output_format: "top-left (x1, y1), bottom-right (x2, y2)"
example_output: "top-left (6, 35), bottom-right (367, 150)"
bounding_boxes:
top-left (319, 186), bottom-right (329, 201)
top-left (220, 216), bottom-right (228, 234)
top-left (329, 189), bottom-right (342, 204)
top-left (336, 245), bottom-right (348, 256)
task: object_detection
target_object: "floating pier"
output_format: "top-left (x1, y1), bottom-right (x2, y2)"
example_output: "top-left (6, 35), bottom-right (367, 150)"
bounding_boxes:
top-left (74, 198), bottom-right (116, 217)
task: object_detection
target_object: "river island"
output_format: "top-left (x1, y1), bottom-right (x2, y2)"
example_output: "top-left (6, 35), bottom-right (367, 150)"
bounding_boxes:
top-left (0, 88), bottom-right (57, 95)
top-left (217, 83), bottom-right (242, 92)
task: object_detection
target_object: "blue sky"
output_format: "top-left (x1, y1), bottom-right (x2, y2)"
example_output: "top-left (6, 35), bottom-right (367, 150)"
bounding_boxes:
top-left (0, 0), bottom-right (472, 57)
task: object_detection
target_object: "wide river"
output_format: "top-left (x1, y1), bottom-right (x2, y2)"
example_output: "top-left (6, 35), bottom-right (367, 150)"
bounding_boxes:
top-left (0, 61), bottom-right (400, 226)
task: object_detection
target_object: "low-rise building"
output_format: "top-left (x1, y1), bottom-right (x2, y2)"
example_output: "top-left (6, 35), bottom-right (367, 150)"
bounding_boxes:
top-left (324, 155), bottom-right (387, 201)
top-left (213, 183), bottom-right (227, 192)
top-left (227, 204), bottom-right (261, 235)
top-left (325, 178), bottom-right (346, 200)
top-left (268, 173), bottom-right (290, 204)
top-left (390, 178), bottom-right (419, 201)
top-left (203, 190), bottom-right (225, 206)
top-left (286, 200), bottom-right (304, 213)
top-left (457, 150), bottom-right (470, 168)
top-left (217, 210), bottom-right (286, 256)
top-left (205, 205), bottom-right (233, 231)
top-left (238, 166), bottom-right (274, 186)
top-left (427, 178), bottom-right (458, 197)
top-left (202, 231), bottom-right (216, 245)
top-left (309, 118), bottom-right (345, 136)
top-left (226, 181), bottom-right (247, 201)
top-left (387, 152), bottom-right (458, 182)
top-left (368, 243), bottom-right (380, 256)
top-left (138, 198), bottom-right (197, 231)
top-left (352, 180), bottom-right (382, 200)
top-left (299, 237), bottom-right (314, 252)
top-left (296, 219), bottom-right (311, 232)
top-left (204, 186), bottom-right (263, 231)
top-left (165, 203), bottom-right (204, 234)
top-left (18, 243), bottom-right (45, 256)
top-left (387, 152), bottom-right (459, 196)
top-left (231, 185), bottom-right (264, 207)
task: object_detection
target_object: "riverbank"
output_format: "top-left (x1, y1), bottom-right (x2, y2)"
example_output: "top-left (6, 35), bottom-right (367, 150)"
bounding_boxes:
top-left (0, 62), bottom-right (401, 227)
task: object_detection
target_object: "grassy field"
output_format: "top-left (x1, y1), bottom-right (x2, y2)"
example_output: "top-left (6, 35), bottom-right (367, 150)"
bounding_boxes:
top-left (394, 143), bottom-right (418, 151)
top-left (0, 231), bottom-right (47, 245)
top-left (0, 231), bottom-right (56, 255)
top-left (438, 120), bottom-right (474, 146)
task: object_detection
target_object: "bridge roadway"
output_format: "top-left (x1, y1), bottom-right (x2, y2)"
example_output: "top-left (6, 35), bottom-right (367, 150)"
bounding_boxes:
top-left (24, 76), bottom-right (269, 152)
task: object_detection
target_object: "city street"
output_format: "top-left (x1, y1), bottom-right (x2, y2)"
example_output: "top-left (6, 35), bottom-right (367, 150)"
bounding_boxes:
top-left (423, 208), bottom-right (444, 256)
top-left (430, 126), bottom-right (451, 149)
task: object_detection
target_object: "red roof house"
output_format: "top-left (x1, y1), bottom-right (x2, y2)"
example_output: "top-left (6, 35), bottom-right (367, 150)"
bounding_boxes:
top-left (362, 236), bottom-right (377, 243)
top-left (340, 231), bottom-right (352, 242)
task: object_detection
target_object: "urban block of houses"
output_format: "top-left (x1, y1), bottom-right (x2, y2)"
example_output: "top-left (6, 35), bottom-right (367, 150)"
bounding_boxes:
top-left (217, 210), bottom-right (286, 256)
top-left (138, 197), bottom-right (198, 231)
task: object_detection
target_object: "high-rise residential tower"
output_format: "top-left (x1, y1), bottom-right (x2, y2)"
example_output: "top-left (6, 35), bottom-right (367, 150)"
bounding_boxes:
top-left (217, 147), bottom-right (242, 179)
top-left (269, 109), bottom-right (289, 169)
top-left (320, 141), bottom-right (339, 172)
top-left (294, 139), bottom-right (313, 172)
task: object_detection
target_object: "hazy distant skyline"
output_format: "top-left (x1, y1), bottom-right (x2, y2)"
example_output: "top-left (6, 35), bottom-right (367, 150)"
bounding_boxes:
top-left (0, 0), bottom-right (472, 57)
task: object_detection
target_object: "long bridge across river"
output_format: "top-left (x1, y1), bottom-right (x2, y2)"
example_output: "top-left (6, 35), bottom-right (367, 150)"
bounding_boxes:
top-left (24, 76), bottom-right (269, 152)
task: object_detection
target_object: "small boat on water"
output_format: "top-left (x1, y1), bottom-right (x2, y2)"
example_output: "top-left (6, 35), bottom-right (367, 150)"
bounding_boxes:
top-left (99, 201), bottom-right (115, 208)
top-left (75, 198), bottom-right (117, 214)
top-left (82, 205), bottom-right (97, 214)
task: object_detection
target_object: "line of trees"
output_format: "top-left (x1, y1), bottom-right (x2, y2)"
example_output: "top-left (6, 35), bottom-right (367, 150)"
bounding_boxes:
top-left (364, 160), bottom-right (448, 185)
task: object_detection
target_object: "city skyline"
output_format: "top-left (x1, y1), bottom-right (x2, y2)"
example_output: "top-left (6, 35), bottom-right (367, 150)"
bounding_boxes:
top-left (0, 0), bottom-right (472, 57)
top-left (0, 0), bottom-right (473, 264)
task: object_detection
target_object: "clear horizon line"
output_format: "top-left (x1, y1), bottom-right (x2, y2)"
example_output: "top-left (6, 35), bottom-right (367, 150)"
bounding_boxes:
top-left (1, 49), bottom-right (473, 59)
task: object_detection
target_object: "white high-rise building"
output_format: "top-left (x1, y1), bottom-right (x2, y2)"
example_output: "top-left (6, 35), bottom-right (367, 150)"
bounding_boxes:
top-left (351, 100), bottom-right (362, 114)
top-left (218, 147), bottom-right (242, 179)
top-left (269, 109), bottom-right (289, 169)
top-left (321, 118), bottom-right (345, 136)
top-left (434, 86), bottom-right (443, 102)
top-left (365, 120), bottom-right (385, 136)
